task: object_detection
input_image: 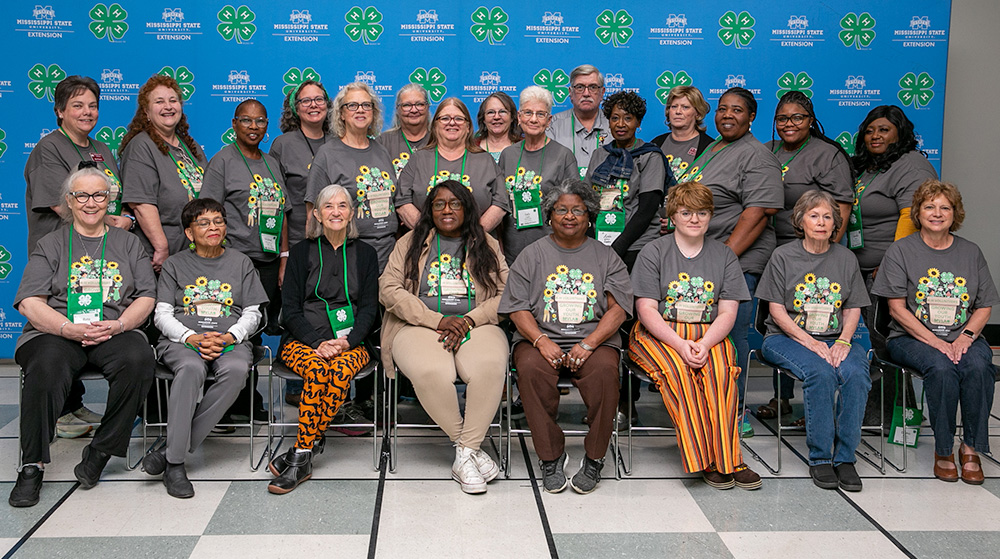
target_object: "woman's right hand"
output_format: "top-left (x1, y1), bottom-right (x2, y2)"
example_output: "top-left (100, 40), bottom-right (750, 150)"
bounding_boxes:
top-left (679, 340), bottom-right (708, 369)
top-left (152, 248), bottom-right (168, 273)
top-left (60, 322), bottom-right (92, 343)
top-left (537, 337), bottom-right (565, 369)
top-left (316, 338), bottom-right (350, 360)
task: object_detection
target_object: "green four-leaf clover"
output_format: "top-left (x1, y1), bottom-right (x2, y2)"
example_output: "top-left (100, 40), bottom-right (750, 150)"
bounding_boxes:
top-left (89, 3), bottom-right (128, 41)
top-left (218, 5), bottom-right (257, 44)
top-left (470, 6), bottom-right (509, 45)
top-left (595, 9), bottom-right (633, 47)
top-left (839, 12), bottom-right (876, 49)
top-left (345, 6), bottom-right (384, 44)
top-left (27, 63), bottom-right (66, 102)
top-left (898, 72), bottom-right (934, 109)
top-left (834, 132), bottom-right (858, 156)
top-left (283, 67), bottom-right (322, 96)
top-left (409, 67), bottom-right (447, 102)
top-left (95, 126), bottom-right (127, 159)
top-left (0, 128), bottom-right (6, 159)
top-left (533, 69), bottom-right (570, 103)
top-left (776, 71), bottom-right (814, 99)
top-left (655, 70), bottom-right (693, 104)
top-left (158, 66), bottom-right (195, 101)
top-left (718, 11), bottom-right (755, 48)
top-left (0, 245), bottom-right (11, 280)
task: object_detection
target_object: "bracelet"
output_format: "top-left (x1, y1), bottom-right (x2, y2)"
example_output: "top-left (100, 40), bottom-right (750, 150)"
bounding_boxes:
top-left (59, 321), bottom-right (70, 336)
top-left (117, 320), bottom-right (125, 334)
top-left (834, 339), bottom-right (852, 348)
top-left (532, 333), bottom-right (548, 347)
top-left (463, 317), bottom-right (475, 330)
top-left (125, 214), bottom-right (137, 231)
top-left (279, 251), bottom-right (289, 258)
top-left (577, 341), bottom-right (595, 352)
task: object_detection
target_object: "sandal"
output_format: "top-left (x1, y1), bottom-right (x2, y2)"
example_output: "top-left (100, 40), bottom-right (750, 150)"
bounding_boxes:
top-left (959, 446), bottom-right (984, 485)
top-left (756, 398), bottom-right (791, 420)
top-left (791, 417), bottom-right (806, 427)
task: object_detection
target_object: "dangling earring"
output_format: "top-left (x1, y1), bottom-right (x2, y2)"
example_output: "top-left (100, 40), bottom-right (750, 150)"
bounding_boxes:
top-left (188, 242), bottom-right (196, 251)
top-left (263, 132), bottom-right (270, 143)
top-left (221, 238), bottom-right (228, 246)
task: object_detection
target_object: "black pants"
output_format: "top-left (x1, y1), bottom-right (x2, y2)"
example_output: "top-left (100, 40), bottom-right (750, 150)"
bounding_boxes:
top-left (16, 332), bottom-right (154, 464)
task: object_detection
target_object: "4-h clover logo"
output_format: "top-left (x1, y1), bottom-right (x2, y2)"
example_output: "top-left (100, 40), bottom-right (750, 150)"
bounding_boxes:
top-left (0, 245), bottom-right (10, 279)
top-left (158, 66), bottom-right (195, 101)
top-left (89, 3), bottom-right (128, 41)
top-left (776, 71), bottom-right (813, 99)
top-left (265, 217), bottom-right (277, 229)
top-left (595, 9), bottom-right (633, 47)
top-left (654, 70), bottom-right (693, 105)
top-left (222, 127), bottom-right (236, 145)
top-left (0, 128), bottom-right (6, 159)
top-left (78, 294), bottom-right (93, 306)
top-left (834, 132), bottom-right (858, 156)
top-left (532, 69), bottom-right (570, 104)
top-left (28, 63), bottom-right (66, 102)
top-left (336, 309), bottom-right (348, 322)
top-left (218, 5), bottom-right (257, 43)
top-left (898, 72), bottom-right (934, 109)
top-left (344, 6), bottom-right (384, 44)
top-left (409, 67), bottom-right (447, 102)
top-left (718, 10), bottom-right (755, 48)
top-left (604, 213), bottom-right (617, 225)
top-left (839, 12), bottom-right (876, 49)
top-left (95, 126), bottom-right (127, 159)
top-left (283, 67), bottom-right (322, 96)
top-left (470, 6), bottom-right (509, 45)
top-left (521, 192), bottom-right (532, 203)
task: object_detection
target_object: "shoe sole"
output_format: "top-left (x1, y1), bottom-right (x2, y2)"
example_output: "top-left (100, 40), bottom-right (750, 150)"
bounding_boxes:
top-left (330, 427), bottom-right (371, 437)
top-left (56, 426), bottom-right (93, 439)
top-left (452, 472), bottom-right (487, 494)
top-left (268, 474), bottom-right (311, 494)
top-left (479, 463), bottom-right (500, 483)
top-left (735, 479), bottom-right (762, 490)
top-left (541, 454), bottom-right (569, 493)
top-left (9, 497), bottom-right (39, 507)
top-left (839, 482), bottom-right (863, 492)
top-left (569, 478), bottom-right (599, 494)
top-left (74, 464), bottom-right (98, 489)
top-left (811, 477), bottom-right (840, 490)
top-left (703, 477), bottom-right (736, 490)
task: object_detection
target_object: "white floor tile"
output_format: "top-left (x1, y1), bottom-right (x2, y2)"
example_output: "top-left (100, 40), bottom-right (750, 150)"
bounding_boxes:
top-left (719, 531), bottom-right (907, 559)
top-left (844, 478), bottom-right (1000, 531)
top-left (190, 534), bottom-right (370, 558)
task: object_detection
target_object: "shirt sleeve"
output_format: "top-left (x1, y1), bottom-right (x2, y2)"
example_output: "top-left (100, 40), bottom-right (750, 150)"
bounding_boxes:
top-left (304, 148), bottom-right (331, 205)
top-left (127, 234), bottom-right (157, 299)
top-left (754, 252), bottom-right (786, 304)
top-left (870, 242), bottom-right (909, 299)
top-left (120, 138), bottom-right (163, 206)
top-left (740, 148), bottom-right (784, 209)
top-left (720, 247), bottom-right (752, 301)
top-left (487, 158), bottom-right (509, 212)
top-left (26, 140), bottom-right (73, 210)
top-left (816, 148), bottom-right (855, 204)
top-left (199, 152), bottom-right (228, 205)
top-left (629, 242), bottom-right (662, 300)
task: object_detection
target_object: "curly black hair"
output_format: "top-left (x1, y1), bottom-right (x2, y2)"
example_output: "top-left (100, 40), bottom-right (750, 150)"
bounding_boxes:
top-left (602, 91), bottom-right (646, 122)
top-left (852, 105), bottom-right (919, 173)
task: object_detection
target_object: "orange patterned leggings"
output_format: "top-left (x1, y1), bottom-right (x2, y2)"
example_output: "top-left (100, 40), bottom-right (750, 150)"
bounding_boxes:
top-left (279, 341), bottom-right (370, 450)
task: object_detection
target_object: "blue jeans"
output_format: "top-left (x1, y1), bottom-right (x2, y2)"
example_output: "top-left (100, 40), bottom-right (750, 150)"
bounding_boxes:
top-left (887, 336), bottom-right (994, 456)
top-left (733, 272), bottom-right (759, 408)
top-left (761, 335), bottom-right (871, 465)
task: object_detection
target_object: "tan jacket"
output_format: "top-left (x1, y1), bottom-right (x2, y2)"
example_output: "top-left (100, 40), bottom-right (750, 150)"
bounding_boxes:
top-left (379, 230), bottom-right (508, 376)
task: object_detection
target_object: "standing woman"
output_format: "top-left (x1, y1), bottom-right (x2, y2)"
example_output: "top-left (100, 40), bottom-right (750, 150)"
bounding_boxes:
top-left (397, 98), bottom-right (508, 232)
top-left (651, 85), bottom-right (714, 184)
top-left (121, 74), bottom-right (207, 273)
top-left (474, 92), bottom-right (520, 162)
top-left (268, 185), bottom-right (379, 494)
top-left (378, 83), bottom-right (432, 179)
top-left (497, 86), bottom-right (577, 265)
top-left (306, 82), bottom-right (397, 272)
top-left (270, 79), bottom-right (334, 248)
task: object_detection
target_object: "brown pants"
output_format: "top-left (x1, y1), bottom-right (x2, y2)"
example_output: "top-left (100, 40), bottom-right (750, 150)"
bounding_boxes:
top-left (513, 343), bottom-right (619, 462)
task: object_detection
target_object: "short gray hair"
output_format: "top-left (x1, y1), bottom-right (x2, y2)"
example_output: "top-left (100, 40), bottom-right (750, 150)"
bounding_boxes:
top-left (60, 166), bottom-right (112, 223)
top-left (387, 83), bottom-right (431, 132)
top-left (791, 189), bottom-right (842, 242)
top-left (541, 179), bottom-right (600, 222)
top-left (570, 65), bottom-right (603, 88)
top-left (307, 184), bottom-right (359, 240)
top-left (331, 82), bottom-right (384, 138)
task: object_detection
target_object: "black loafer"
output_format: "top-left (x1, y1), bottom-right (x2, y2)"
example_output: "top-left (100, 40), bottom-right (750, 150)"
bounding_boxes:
top-left (74, 445), bottom-right (111, 489)
top-left (835, 463), bottom-right (863, 492)
top-left (9, 465), bottom-right (44, 507)
top-left (267, 450), bottom-right (312, 494)
top-left (142, 448), bottom-right (167, 476)
top-left (163, 463), bottom-right (194, 499)
top-left (810, 464), bottom-right (839, 490)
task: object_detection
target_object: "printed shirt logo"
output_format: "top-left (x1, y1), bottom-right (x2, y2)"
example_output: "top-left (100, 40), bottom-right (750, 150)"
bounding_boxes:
top-left (665, 273), bottom-right (714, 322)
top-left (595, 9), bottom-right (633, 47)
top-left (915, 268), bottom-right (969, 327)
top-left (27, 63), bottom-right (66, 101)
top-left (217, 5), bottom-right (257, 43)
top-left (792, 274), bottom-right (842, 332)
top-left (470, 6), bottom-right (509, 44)
top-left (248, 174), bottom-right (285, 226)
top-left (462, 70), bottom-right (516, 104)
top-left (898, 72), bottom-right (934, 109)
top-left (776, 71), bottom-right (813, 99)
top-left (718, 10), bottom-right (754, 48)
top-left (839, 12), bottom-right (876, 49)
top-left (70, 256), bottom-right (124, 303)
top-left (427, 171), bottom-right (471, 193)
top-left (345, 6), bottom-right (384, 44)
top-left (282, 66), bottom-right (321, 96)
top-left (158, 66), bottom-right (196, 101)
top-left (543, 266), bottom-right (597, 323)
top-left (409, 67), bottom-right (447, 102)
top-left (427, 253), bottom-right (475, 297)
top-left (0, 245), bottom-right (11, 280)
top-left (533, 69), bottom-right (570, 104)
top-left (655, 70), bottom-right (693, 104)
top-left (94, 126), bottom-right (126, 159)
top-left (664, 153), bottom-right (692, 183)
top-left (355, 165), bottom-right (396, 219)
top-left (505, 167), bottom-right (543, 196)
top-left (183, 277), bottom-right (234, 316)
top-left (89, 3), bottom-right (128, 41)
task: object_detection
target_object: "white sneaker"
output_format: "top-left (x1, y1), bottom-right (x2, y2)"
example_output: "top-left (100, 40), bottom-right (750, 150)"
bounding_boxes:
top-left (471, 448), bottom-right (499, 482)
top-left (72, 406), bottom-right (103, 424)
top-left (56, 413), bottom-right (92, 439)
top-left (452, 446), bottom-right (486, 494)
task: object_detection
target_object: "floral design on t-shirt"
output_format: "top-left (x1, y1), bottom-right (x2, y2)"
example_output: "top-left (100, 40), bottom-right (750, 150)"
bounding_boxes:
top-left (505, 167), bottom-right (543, 196)
top-left (427, 170), bottom-right (472, 193)
top-left (182, 276), bottom-right (234, 317)
top-left (592, 177), bottom-right (629, 212)
top-left (542, 265), bottom-right (597, 322)
top-left (664, 272), bottom-right (714, 322)
top-left (915, 267), bottom-right (969, 326)
top-left (426, 252), bottom-right (475, 298)
top-left (69, 256), bottom-right (123, 302)
top-left (664, 153), bottom-right (690, 183)
top-left (391, 151), bottom-right (410, 177)
top-left (248, 174), bottom-right (286, 226)
top-left (355, 165), bottom-right (396, 219)
top-left (792, 273), bottom-right (842, 331)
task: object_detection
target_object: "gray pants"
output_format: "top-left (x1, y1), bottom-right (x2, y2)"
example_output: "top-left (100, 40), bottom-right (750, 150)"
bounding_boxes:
top-left (157, 341), bottom-right (252, 464)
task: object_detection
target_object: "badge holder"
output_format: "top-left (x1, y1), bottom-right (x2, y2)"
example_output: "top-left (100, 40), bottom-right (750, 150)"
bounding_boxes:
top-left (596, 210), bottom-right (625, 246)
top-left (66, 225), bottom-right (107, 324)
top-left (315, 238), bottom-right (355, 340)
top-left (259, 202), bottom-right (283, 255)
top-left (513, 186), bottom-right (542, 229)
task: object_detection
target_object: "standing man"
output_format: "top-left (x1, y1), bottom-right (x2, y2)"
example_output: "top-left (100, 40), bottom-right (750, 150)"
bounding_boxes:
top-left (547, 65), bottom-right (609, 179)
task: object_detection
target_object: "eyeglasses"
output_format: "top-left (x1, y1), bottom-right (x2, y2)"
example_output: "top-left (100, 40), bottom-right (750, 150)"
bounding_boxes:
top-left (193, 217), bottom-right (227, 228)
top-left (676, 210), bottom-right (711, 220)
top-left (69, 190), bottom-right (109, 204)
top-left (775, 113), bottom-right (809, 125)
top-left (552, 207), bottom-right (587, 216)
top-left (235, 117), bottom-right (268, 128)
top-left (609, 114), bottom-right (635, 124)
top-left (436, 115), bottom-right (467, 124)
top-left (342, 102), bottom-right (374, 112)
top-left (519, 110), bottom-right (549, 120)
top-left (571, 84), bottom-right (603, 93)
top-left (485, 109), bottom-right (509, 118)
top-left (295, 96), bottom-right (327, 107)
top-left (399, 102), bottom-right (428, 111)
top-left (432, 199), bottom-right (463, 211)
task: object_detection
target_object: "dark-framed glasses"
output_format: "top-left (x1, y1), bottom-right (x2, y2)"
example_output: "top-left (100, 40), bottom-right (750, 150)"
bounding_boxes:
top-left (552, 207), bottom-right (587, 216)
top-left (342, 102), bottom-right (374, 112)
top-left (69, 190), bottom-right (109, 204)
top-left (432, 199), bottom-right (463, 211)
top-left (295, 96), bottom-right (327, 107)
top-left (775, 114), bottom-right (808, 125)
top-left (194, 217), bottom-right (227, 228)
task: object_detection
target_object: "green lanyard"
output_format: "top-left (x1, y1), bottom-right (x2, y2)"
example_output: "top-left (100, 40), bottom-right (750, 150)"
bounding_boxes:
top-left (402, 129), bottom-right (414, 153)
top-left (434, 147), bottom-right (467, 178)
top-left (846, 170), bottom-right (882, 250)
top-left (436, 234), bottom-right (473, 342)
top-left (772, 137), bottom-right (810, 179)
top-left (315, 238), bottom-right (355, 338)
top-left (236, 145), bottom-right (284, 253)
top-left (66, 225), bottom-right (107, 323)
top-left (235, 144), bottom-right (280, 191)
top-left (679, 137), bottom-right (731, 182)
top-left (59, 128), bottom-right (123, 216)
top-left (516, 138), bottom-right (547, 174)
top-left (167, 140), bottom-right (204, 200)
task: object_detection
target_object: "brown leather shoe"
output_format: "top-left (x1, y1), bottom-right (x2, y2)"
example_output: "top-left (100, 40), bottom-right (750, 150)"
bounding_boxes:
top-left (959, 449), bottom-right (985, 485)
top-left (933, 452), bottom-right (959, 482)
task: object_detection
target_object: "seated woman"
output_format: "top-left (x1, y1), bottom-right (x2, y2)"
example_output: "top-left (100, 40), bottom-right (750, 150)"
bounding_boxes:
top-left (499, 179), bottom-right (632, 495)
top-left (758, 190), bottom-right (871, 491)
top-left (268, 184), bottom-right (380, 494)
top-left (873, 180), bottom-right (998, 484)
top-left (142, 198), bottom-right (268, 498)
top-left (380, 181), bottom-right (509, 494)
top-left (10, 167), bottom-right (156, 508)
top-left (628, 182), bottom-right (760, 490)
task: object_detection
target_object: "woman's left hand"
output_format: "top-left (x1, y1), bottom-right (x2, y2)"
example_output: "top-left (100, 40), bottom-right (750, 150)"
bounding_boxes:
top-left (948, 335), bottom-right (974, 364)
top-left (565, 342), bottom-right (593, 372)
top-left (437, 316), bottom-right (470, 353)
top-left (316, 338), bottom-right (350, 360)
top-left (827, 341), bottom-right (850, 368)
top-left (80, 320), bottom-right (123, 346)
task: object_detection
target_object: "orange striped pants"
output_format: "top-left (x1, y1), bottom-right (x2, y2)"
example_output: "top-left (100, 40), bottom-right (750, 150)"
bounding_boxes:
top-left (628, 321), bottom-right (743, 474)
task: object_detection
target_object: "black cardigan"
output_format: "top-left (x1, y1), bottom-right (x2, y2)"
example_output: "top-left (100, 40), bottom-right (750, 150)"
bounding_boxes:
top-left (651, 129), bottom-right (716, 159)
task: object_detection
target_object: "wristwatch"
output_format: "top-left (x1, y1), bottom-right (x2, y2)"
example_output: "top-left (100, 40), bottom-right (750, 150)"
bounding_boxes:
top-left (962, 329), bottom-right (975, 338)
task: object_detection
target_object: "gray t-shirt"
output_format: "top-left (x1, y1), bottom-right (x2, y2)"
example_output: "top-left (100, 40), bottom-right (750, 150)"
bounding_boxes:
top-left (631, 235), bottom-right (749, 323)
top-left (764, 138), bottom-right (854, 246)
top-left (688, 133), bottom-right (783, 275)
top-left (121, 132), bottom-right (208, 257)
top-left (157, 248), bottom-right (268, 334)
top-left (585, 140), bottom-right (668, 254)
top-left (14, 226), bottom-right (156, 351)
top-left (756, 241), bottom-right (870, 340)
top-left (200, 144), bottom-right (288, 262)
top-left (418, 235), bottom-right (478, 314)
top-left (497, 139), bottom-right (578, 264)
top-left (269, 130), bottom-right (334, 247)
top-left (852, 150), bottom-right (938, 270)
top-left (304, 137), bottom-right (398, 271)
top-left (397, 148), bottom-right (509, 217)
top-left (377, 128), bottom-right (429, 179)
top-left (658, 134), bottom-right (702, 184)
top-left (25, 130), bottom-right (121, 253)
top-left (498, 236), bottom-right (633, 350)
top-left (547, 109), bottom-right (610, 173)
top-left (871, 234), bottom-right (999, 342)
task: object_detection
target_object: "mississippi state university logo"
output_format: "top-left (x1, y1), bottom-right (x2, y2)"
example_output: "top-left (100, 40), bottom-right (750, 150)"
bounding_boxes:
top-left (463, 70), bottom-right (515, 103)
top-left (602, 73), bottom-right (638, 96)
top-left (708, 75), bottom-right (761, 100)
top-left (212, 69), bottom-right (267, 103)
top-left (16, 5), bottom-right (73, 38)
top-left (98, 68), bottom-right (140, 101)
top-left (770, 14), bottom-right (824, 47)
top-left (147, 7), bottom-right (202, 41)
top-left (524, 11), bottom-right (580, 44)
top-left (893, 15), bottom-right (947, 48)
top-left (354, 70), bottom-right (392, 96)
top-left (829, 75), bottom-right (881, 108)
top-left (649, 13), bottom-right (703, 46)
top-left (400, 8), bottom-right (456, 42)
top-left (274, 9), bottom-right (329, 42)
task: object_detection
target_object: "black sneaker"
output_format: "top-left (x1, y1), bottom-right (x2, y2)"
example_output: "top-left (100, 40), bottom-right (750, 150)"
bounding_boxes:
top-left (810, 464), bottom-right (839, 490)
top-left (835, 463), bottom-right (863, 492)
top-left (9, 466), bottom-right (43, 507)
top-left (570, 456), bottom-right (604, 494)
top-left (142, 448), bottom-right (167, 476)
top-left (74, 445), bottom-right (111, 489)
top-left (163, 462), bottom-right (194, 499)
top-left (539, 453), bottom-right (569, 493)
